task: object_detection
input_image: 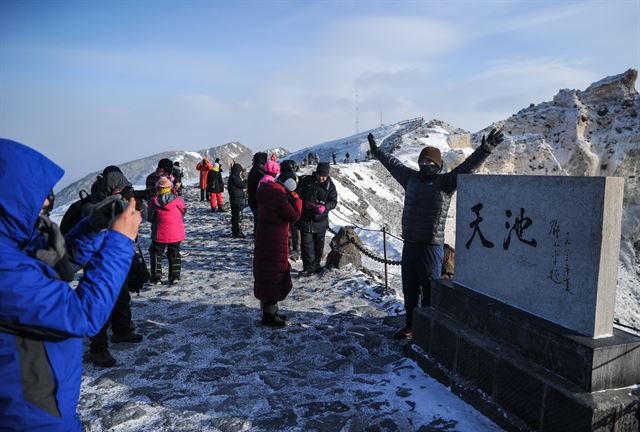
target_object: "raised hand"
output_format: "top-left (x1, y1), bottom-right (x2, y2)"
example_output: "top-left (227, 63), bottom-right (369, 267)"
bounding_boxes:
top-left (481, 128), bottom-right (505, 150)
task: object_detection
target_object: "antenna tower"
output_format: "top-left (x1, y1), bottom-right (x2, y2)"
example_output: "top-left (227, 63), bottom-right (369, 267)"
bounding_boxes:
top-left (355, 84), bottom-right (360, 134)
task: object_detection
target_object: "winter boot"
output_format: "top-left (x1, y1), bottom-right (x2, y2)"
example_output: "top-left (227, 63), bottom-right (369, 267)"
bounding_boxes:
top-left (261, 301), bottom-right (286, 327)
top-left (392, 326), bottom-right (412, 340)
top-left (261, 313), bottom-right (286, 328)
top-left (111, 331), bottom-right (144, 343)
top-left (90, 349), bottom-right (117, 368)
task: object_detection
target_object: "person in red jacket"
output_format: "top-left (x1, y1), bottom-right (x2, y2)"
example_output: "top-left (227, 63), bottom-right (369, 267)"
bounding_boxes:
top-left (148, 177), bottom-right (186, 285)
top-left (253, 171), bottom-right (302, 327)
top-left (196, 157), bottom-right (212, 201)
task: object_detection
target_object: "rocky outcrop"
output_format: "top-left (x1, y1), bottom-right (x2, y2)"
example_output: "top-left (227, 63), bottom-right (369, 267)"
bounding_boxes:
top-left (471, 68), bottom-right (640, 326)
top-left (326, 227), bottom-right (363, 269)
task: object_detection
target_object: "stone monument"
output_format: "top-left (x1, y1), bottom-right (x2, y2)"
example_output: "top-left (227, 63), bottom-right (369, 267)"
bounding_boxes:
top-left (406, 175), bottom-right (640, 432)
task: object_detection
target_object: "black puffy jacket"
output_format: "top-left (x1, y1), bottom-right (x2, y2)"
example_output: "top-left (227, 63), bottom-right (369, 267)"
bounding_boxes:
top-left (247, 165), bottom-right (266, 208)
top-left (206, 171), bottom-right (224, 193)
top-left (296, 173), bottom-right (338, 233)
top-left (227, 163), bottom-right (247, 208)
top-left (373, 145), bottom-right (491, 244)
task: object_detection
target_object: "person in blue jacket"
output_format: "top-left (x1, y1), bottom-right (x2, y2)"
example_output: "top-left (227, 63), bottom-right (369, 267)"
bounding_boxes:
top-left (0, 139), bottom-right (142, 431)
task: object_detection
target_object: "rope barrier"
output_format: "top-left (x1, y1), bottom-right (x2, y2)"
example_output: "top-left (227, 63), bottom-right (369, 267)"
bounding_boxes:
top-left (348, 236), bottom-right (402, 266)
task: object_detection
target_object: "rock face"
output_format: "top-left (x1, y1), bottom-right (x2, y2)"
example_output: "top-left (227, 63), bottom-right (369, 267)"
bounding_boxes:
top-left (326, 226), bottom-right (363, 269)
top-left (471, 68), bottom-right (640, 327)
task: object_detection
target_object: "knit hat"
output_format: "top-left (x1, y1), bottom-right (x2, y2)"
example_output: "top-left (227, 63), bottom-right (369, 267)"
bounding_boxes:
top-left (280, 159), bottom-right (297, 175)
top-left (253, 152), bottom-right (268, 165)
top-left (277, 171), bottom-right (298, 192)
top-left (418, 147), bottom-right (442, 168)
top-left (264, 160), bottom-right (280, 176)
top-left (158, 158), bottom-right (173, 173)
top-left (155, 176), bottom-right (173, 189)
top-left (316, 162), bottom-right (330, 177)
top-left (211, 163), bottom-right (220, 172)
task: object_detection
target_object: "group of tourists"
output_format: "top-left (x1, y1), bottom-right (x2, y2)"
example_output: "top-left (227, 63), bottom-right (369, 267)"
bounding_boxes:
top-left (0, 126), bottom-right (503, 430)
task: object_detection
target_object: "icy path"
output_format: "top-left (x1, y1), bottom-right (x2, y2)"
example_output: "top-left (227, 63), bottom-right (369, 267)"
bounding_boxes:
top-left (78, 188), bottom-right (502, 432)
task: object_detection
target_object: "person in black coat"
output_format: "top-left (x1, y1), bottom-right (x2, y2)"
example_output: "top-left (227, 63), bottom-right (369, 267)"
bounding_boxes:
top-left (296, 162), bottom-right (338, 276)
top-left (367, 129), bottom-right (504, 339)
top-left (247, 152), bottom-right (268, 232)
top-left (206, 164), bottom-right (225, 212)
top-left (227, 162), bottom-right (247, 238)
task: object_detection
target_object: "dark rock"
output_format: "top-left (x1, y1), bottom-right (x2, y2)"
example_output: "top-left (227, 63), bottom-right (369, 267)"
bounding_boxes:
top-left (189, 366), bottom-right (231, 382)
top-left (173, 343), bottom-right (192, 361)
top-left (417, 417), bottom-right (458, 431)
top-left (140, 364), bottom-right (181, 380)
top-left (254, 409), bottom-right (297, 429)
top-left (305, 414), bottom-right (349, 431)
top-left (209, 416), bottom-right (250, 432)
top-left (298, 400), bottom-right (351, 414)
top-left (326, 226), bottom-right (363, 269)
top-left (598, 107), bottom-right (609, 116)
top-left (395, 387), bottom-right (411, 397)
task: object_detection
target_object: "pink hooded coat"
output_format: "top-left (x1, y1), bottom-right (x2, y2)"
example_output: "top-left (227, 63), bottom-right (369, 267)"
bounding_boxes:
top-left (149, 193), bottom-right (186, 243)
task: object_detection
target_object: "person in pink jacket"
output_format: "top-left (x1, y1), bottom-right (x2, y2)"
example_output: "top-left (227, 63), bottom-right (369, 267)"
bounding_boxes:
top-left (258, 160), bottom-right (280, 188)
top-left (148, 177), bottom-right (186, 285)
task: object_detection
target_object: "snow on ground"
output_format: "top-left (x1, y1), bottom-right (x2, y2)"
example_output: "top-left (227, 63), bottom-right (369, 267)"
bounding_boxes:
top-left (77, 186), bottom-right (502, 431)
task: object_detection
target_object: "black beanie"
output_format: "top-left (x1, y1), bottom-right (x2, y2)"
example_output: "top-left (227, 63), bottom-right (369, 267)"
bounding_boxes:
top-left (280, 159), bottom-right (297, 175)
top-left (158, 158), bottom-right (173, 172)
top-left (316, 162), bottom-right (330, 176)
top-left (102, 165), bottom-right (122, 176)
top-left (253, 152), bottom-right (268, 165)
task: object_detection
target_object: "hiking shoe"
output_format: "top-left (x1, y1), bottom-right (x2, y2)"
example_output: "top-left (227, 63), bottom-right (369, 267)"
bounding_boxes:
top-left (179, 250), bottom-right (190, 257)
top-left (90, 350), bottom-right (116, 368)
top-left (393, 326), bottom-right (413, 340)
top-left (149, 278), bottom-right (161, 285)
top-left (277, 313), bottom-right (288, 322)
top-left (111, 332), bottom-right (143, 344)
top-left (233, 232), bottom-right (246, 239)
top-left (170, 279), bottom-right (180, 285)
top-left (261, 314), bottom-right (286, 328)
top-left (299, 269), bottom-right (315, 277)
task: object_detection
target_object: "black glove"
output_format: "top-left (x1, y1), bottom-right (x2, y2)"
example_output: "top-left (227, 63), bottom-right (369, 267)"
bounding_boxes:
top-left (33, 215), bottom-right (75, 281)
top-left (87, 195), bottom-right (125, 231)
top-left (481, 128), bottom-right (504, 152)
top-left (34, 215), bottom-right (66, 267)
top-left (367, 133), bottom-right (378, 152)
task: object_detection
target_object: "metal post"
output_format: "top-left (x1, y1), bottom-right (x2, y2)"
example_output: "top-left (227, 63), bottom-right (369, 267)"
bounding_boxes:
top-left (383, 226), bottom-right (388, 291)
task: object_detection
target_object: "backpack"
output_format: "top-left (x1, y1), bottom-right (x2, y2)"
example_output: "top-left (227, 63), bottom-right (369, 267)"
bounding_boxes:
top-left (59, 190), bottom-right (93, 235)
top-left (127, 244), bottom-right (150, 295)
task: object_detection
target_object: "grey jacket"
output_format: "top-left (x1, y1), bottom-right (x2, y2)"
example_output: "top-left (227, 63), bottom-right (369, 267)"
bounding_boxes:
top-left (373, 145), bottom-right (491, 244)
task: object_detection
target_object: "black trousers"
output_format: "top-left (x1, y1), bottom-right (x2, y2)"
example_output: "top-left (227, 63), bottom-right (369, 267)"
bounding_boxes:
top-left (231, 205), bottom-right (243, 234)
top-left (401, 243), bottom-right (444, 328)
top-left (301, 230), bottom-right (326, 272)
top-left (89, 280), bottom-right (132, 352)
top-left (289, 225), bottom-right (300, 253)
top-left (149, 241), bottom-right (181, 282)
top-left (250, 206), bottom-right (259, 233)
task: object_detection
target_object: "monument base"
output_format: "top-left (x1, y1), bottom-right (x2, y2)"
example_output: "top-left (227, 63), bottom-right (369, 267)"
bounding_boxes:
top-left (408, 305), bottom-right (640, 431)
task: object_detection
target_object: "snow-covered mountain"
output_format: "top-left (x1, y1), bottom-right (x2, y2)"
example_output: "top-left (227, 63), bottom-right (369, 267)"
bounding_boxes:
top-left (53, 69), bottom-right (639, 329)
top-left (56, 142), bottom-right (266, 206)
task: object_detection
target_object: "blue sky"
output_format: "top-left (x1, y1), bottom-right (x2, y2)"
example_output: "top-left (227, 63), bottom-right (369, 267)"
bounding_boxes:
top-left (1, 0), bottom-right (639, 188)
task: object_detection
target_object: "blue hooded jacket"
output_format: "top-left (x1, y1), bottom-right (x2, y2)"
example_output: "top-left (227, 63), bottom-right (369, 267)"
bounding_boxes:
top-left (0, 139), bottom-right (134, 431)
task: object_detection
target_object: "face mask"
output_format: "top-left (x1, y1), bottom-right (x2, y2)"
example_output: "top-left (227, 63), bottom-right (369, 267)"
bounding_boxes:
top-left (419, 164), bottom-right (441, 176)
